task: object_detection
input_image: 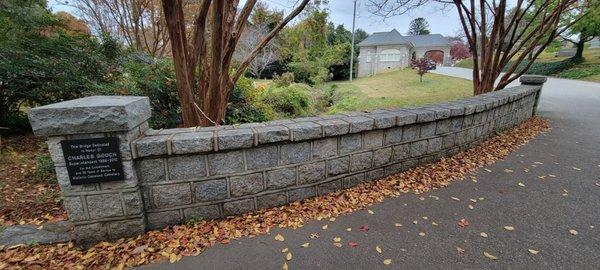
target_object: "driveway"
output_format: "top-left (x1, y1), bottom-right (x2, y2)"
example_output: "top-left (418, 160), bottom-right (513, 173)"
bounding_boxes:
top-left (142, 68), bottom-right (600, 269)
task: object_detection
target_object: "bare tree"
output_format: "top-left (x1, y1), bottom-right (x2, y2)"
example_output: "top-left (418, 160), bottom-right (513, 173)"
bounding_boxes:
top-left (60, 0), bottom-right (171, 57)
top-left (161, 0), bottom-right (311, 127)
top-left (234, 23), bottom-right (279, 79)
top-left (367, 0), bottom-right (588, 94)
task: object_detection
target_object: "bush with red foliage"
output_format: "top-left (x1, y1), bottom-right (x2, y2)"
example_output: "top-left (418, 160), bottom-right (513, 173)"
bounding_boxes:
top-left (411, 58), bottom-right (431, 82)
top-left (450, 41), bottom-right (471, 61)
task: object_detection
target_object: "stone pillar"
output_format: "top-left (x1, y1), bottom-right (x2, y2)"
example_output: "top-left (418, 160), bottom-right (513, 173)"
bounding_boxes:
top-left (519, 75), bottom-right (547, 115)
top-left (28, 96), bottom-right (151, 244)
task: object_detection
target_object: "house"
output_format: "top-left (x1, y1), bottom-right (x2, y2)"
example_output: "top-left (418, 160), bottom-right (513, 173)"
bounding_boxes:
top-left (357, 29), bottom-right (451, 77)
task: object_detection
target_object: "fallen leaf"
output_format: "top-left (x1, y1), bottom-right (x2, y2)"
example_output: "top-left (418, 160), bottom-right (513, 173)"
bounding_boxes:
top-left (480, 232), bottom-right (488, 238)
top-left (418, 232), bottom-right (426, 236)
top-left (275, 234), bottom-right (285, 242)
top-left (504, 169), bottom-right (514, 173)
top-left (376, 246), bottom-right (382, 253)
top-left (518, 182), bottom-right (525, 187)
top-left (346, 227), bottom-right (352, 231)
top-left (281, 248), bottom-right (288, 253)
top-left (413, 220), bottom-right (418, 225)
top-left (286, 252), bottom-right (292, 261)
top-left (504, 226), bottom-right (515, 231)
top-left (458, 219), bottom-right (470, 228)
top-left (569, 229), bottom-right (578, 235)
top-left (322, 225), bottom-right (328, 230)
top-left (432, 222), bottom-right (438, 226)
top-left (456, 247), bottom-right (465, 253)
top-left (282, 262), bottom-right (288, 270)
top-left (333, 237), bottom-right (341, 243)
top-left (394, 223), bottom-right (402, 227)
top-left (310, 233), bottom-right (319, 239)
top-left (348, 241), bottom-right (359, 247)
top-left (484, 251), bottom-right (498, 260)
top-left (359, 225), bottom-right (370, 232)
top-left (468, 205), bottom-right (474, 210)
top-left (573, 167), bottom-right (581, 171)
top-left (484, 168), bottom-right (492, 172)
top-left (367, 210), bottom-right (375, 215)
top-left (329, 217), bottom-right (336, 222)
top-left (451, 197), bottom-right (460, 201)
top-left (528, 249), bottom-right (539, 255)
top-left (333, 243), bottom-right (343, 248)
top-left (301, 243), bottom-right (310, 248)
top-left (422, 216), bottom-right (428, 220)
top-left (383, 259), bottom-right (392, 265)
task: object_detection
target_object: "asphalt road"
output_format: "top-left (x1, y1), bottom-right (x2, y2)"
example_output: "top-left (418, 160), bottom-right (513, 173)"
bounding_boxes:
top-left (142, 69), bottom-right (600, 270)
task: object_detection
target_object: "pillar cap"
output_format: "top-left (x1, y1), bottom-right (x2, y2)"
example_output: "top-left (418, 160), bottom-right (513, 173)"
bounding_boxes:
top-left (520, 75), bottom-right (547, 85)
top-left (28, 96), bottom-right (151, 136)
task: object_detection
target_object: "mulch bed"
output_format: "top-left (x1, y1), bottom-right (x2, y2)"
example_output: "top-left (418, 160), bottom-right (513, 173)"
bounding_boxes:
top-left (0, 117), bottom-right (550, 270)
top-left (0, 135), bottom-right (66, 227)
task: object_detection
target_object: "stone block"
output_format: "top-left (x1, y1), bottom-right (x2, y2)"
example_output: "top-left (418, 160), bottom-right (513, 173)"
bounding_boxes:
top-left (255, 125), bottom-right (290, 144)
top-left (409, 109), bottom-right (436, 123)
top-left (28, 96), bottom-right (151, 136)
top-left (384, 162), bottom-right (405, 175)
top-left (384, 127), bottom-right (403, 145)
top-left (450, 117), bottom-right (463, 132)
top-left (107, 218), bottom-right (145, 240)
top-left (152, 183), bottom-right (192, 208)
top-left (217, 129), bottom-right (254, 150)
top-left (229, 173), bottom-right (264, 197)
top-left (373, 147), bottom-right (392, 166)
top-left (63, 196), bottom-right (86, 222)
top-left (168, 155), bottom-right (206, 181)
top-left (420, 122), bottom-right (437, 138)
top-left (223, 199), bottom-right (255, 216)
top-left (87, 193), bottom-right (124, 219)
top-left (147, 210), bottom-right (181, 230)
top-left (327, 156), bottom-right (350, 176)
top-left (318, 180), bottom-right (342, 195)
top-left (286, 122), bottom-right (322, 141)
top-left (246, 146), bottom-right (279, 170)
top-left (339, 134), bottom-right (362, 154)
top-left (312, 138), bottom-right (338, 159)
top-left (363, 130), bottom-right (384, 148)
top-left (371, 113), bottom-right (397, 129)
top-left (367, 168), bottom-right (385, 181)
top-left (135, 135), bottom-right (169, 157)
top-left (316, 119), bottom-right (350, 136)
top-left (344, 116), bottom-right (374, 133)
top-left (393, 110), bottom-right (418, 126)
top-left (392, 144), bottom-right (410, 161)
top-left (298, 162), bottom-right (326, 185)
top-left (436, 119), bottom-right (451, 134)
top-left (46, 136), bottom-right (66, 166)
top-left (288, 186), bottom-right (316, 202)
top-left (122, 191), bottom-right (143, 216)
top-left (427, 138), bottom-right (443, 154)
top-left (256, 192), bottom-right (288, 209)
top-left (171, 132), bottom-right (214, 154)
top-left (402, 125), bottom-right (420, 142)
top-left (343, 173), bottom-right (365, 188)
top-left (207, 151), bottom-right (245, 175)
top-left (194, 179), bottom-right (228, 202)
top-left (410, 140), bottom-right (428, 157)
top-left (183, 205), bottom-right (222, 221)
top-left (280, 142), bottom-right (311, 165)
top-left (442, 134), bottom-right (456, 149)
top-left (350, 152), bottom-right (373, 172)
top-left (266, 168), bottom-right (297, 189)
top-left (73, 223), bottom-right (107, 244)
top-left (136, 158), bottom-right (166, 183)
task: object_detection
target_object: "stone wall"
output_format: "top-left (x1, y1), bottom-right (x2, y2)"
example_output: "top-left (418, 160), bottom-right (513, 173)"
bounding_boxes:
top-left (28, 76), bottom-right (546, 243)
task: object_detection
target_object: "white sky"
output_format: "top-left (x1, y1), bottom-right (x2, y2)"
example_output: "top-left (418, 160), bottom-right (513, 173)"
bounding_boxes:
top-left (47, 0), bottom-right (463, 36)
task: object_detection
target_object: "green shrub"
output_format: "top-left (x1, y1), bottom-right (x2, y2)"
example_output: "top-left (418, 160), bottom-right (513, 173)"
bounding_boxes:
top-left (506, 57), bottom-right (584, 76)
top-left (556, 64), bottom-right (600, 79)
top-left (226, 77), bottom-right (272, 124)
top-left (260, 84), bottom-right (312, 118)
top-left (272, 72), bottom-right (295, 87)
top-left (33, 154), bottom-right (56, 184)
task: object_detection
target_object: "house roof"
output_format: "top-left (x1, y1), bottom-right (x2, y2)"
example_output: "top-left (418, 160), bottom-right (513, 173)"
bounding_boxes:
top-left (358, 29), bottom-right (450, 48)
top-left (357, 29), bottom-right (411, 46)
top-left (404, 34), bottom-right (450, 47)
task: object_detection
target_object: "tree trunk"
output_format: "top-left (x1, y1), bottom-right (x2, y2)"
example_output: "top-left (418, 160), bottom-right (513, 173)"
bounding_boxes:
top-left (575, 38), bottom-right (585, 59)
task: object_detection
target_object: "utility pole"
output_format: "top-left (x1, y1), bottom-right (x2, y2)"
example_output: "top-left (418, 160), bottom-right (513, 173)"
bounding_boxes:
top-left (349, 0), bottom-right (357, 82)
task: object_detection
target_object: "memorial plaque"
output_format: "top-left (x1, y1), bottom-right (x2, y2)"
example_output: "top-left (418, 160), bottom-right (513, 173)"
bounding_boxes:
top-left (61, 137), bottom-right (125, 185)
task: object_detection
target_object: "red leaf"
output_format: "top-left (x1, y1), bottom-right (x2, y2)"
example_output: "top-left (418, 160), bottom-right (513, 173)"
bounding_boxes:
top-left (359, 225), bottom-right (370, 233)
top-left (348, 241), bottom-right (359, 247)
top-left (458, 219), bottom-right (470, 228)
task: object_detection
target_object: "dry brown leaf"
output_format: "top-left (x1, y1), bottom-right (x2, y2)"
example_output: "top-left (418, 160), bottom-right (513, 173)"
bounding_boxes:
top-left (504, 226), bottom-right (515, 231)
top-left (321, 225), bottom-right (328, 230)
top-left (480, 232), bottom-right (489, 238)
top-left (528, 249), bottom-right (539, 255)
top-left (286, 252), bottom-right (292, 261)
top-left (376, 246), bottom-right (382, 253)
top-left (282, 261), bottom-right (288, 270)
top-left (569, 229), bottom-right (578, 235)
top-left (333, 237), bottom-right (341, 243)
top-left (484, 251), bottom-right (498, 260)
top-left (383, 259), bottom-right (392, 265)
top-left (300, 243), bottom-right (309, 248)
top-left (275, 234), bottom-right (285, 242)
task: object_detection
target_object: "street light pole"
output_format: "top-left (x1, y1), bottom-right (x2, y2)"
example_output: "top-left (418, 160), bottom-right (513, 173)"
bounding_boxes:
top-left (349, 0), bottom-right (357, 82)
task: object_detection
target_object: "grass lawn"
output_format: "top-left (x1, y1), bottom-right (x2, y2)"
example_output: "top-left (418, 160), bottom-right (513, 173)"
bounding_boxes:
top-left (324, 68), bottom-right (473, 114)
top-left (454, 47), bottom-right (600, 82)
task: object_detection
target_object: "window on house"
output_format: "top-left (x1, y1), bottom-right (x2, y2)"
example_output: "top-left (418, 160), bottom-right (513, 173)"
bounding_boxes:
top-left (379, 49), bottom-right (402, 62)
